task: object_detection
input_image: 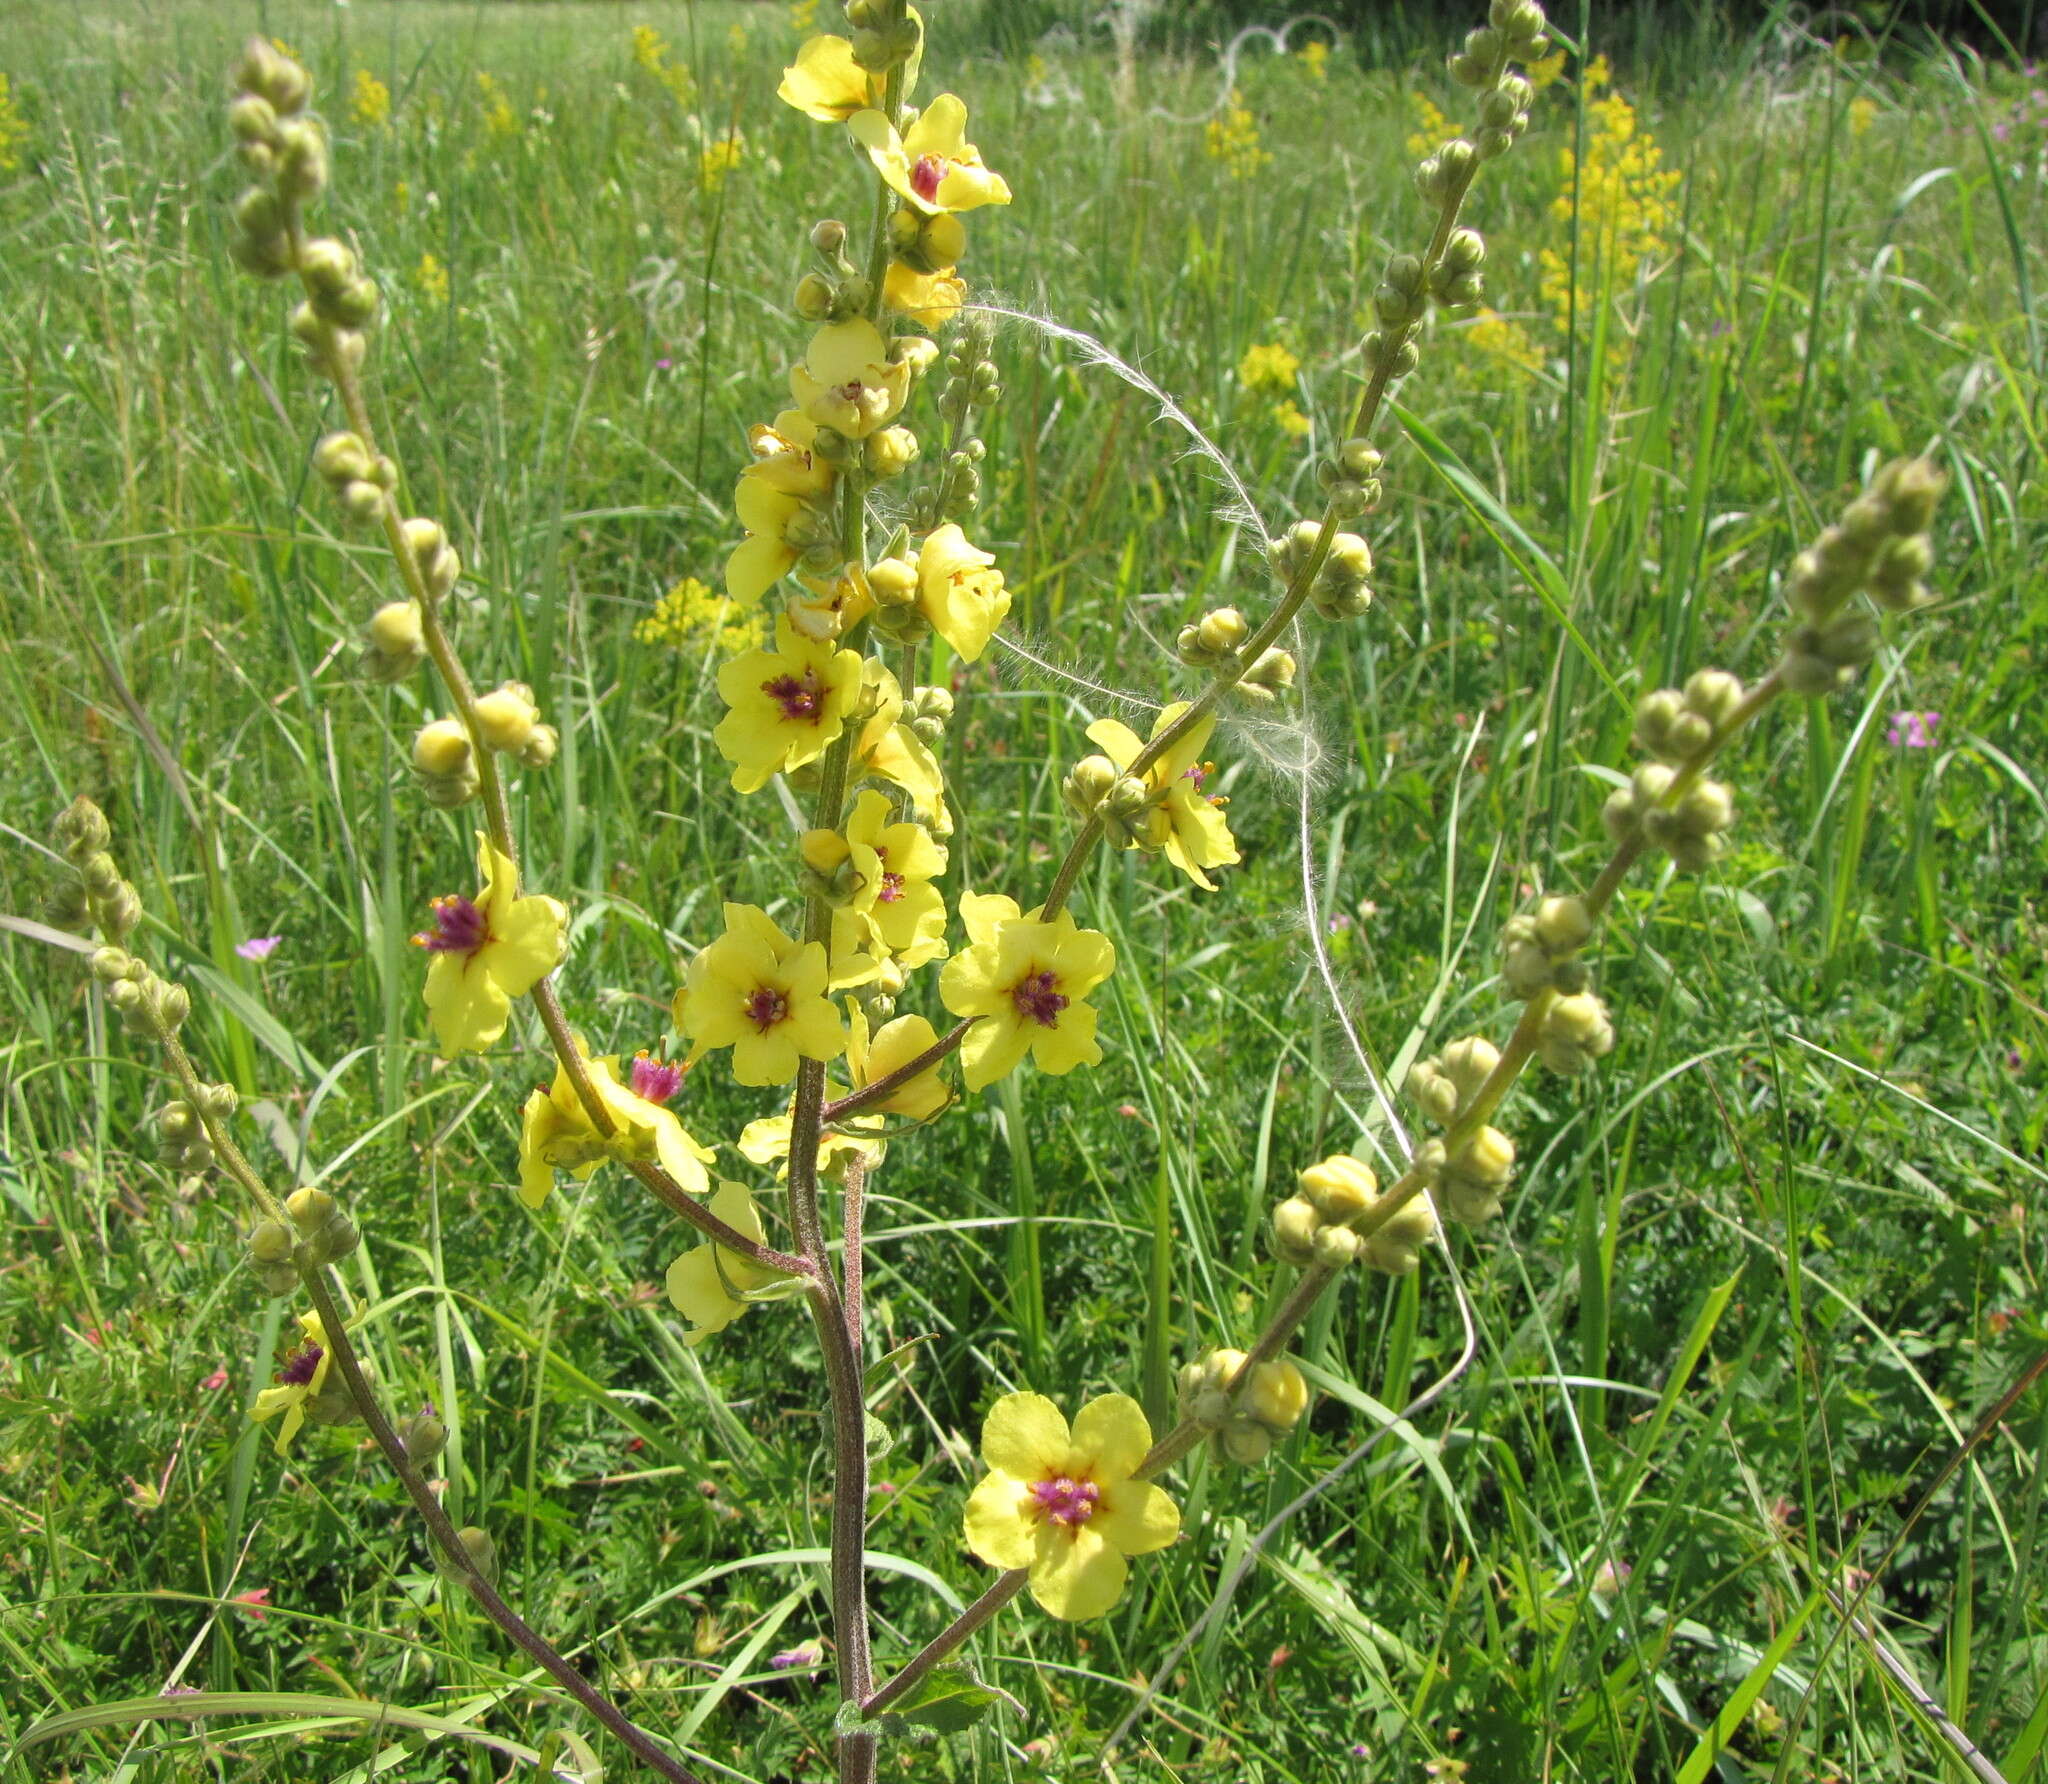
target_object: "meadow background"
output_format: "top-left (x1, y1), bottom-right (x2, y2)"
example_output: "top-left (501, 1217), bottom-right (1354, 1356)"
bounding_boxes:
top-left (1, 1), bottom-right (2045, 1778)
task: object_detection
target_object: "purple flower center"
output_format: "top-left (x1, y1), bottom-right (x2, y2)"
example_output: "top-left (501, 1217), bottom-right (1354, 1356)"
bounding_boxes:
top-left (630, 1053), bottom-right (683, 1105)
top-left (911, 154), bottom-right (945, 203)
top-left (278, 1342), bottom-right (324, 1387)
top-left (878, 870), bottom-right (905, 904)
top-left (415, 893), bottom-right (488, 955)
top-left (1029, 1474), bottom-right (1099, 1526)
top-left (745, 986), bottom-right (790, 1032)
top-left (1011, 969), bottom-right (1068, 1028)
top-left (763, 669), bottom-right (825, 724)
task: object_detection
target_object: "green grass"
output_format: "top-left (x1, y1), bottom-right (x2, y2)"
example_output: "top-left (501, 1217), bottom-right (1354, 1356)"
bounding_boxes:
top-left (2, 2), bottom-right (2046, 1780)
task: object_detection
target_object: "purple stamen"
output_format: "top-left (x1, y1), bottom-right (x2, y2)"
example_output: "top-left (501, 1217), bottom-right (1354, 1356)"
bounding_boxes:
top-left (415, 893), bottom-right (488, 955)
top-left (630, 1053), bottom-right (684, 1105)
top-left (763, 670), bottom-right (824, 724)
top-left (911, 154), bottom-right (945, 203)
top-left (1029, 1474), bottom-right (1099, 1526)
top-left (878, 870), bottom-right (906, 904)
top-left (278, 1343), bottom-right (324, 1387)
top-left (744, 986), bottom-right (789, 1032)
top-left (1010, 969), bottom-right (1068, 1028)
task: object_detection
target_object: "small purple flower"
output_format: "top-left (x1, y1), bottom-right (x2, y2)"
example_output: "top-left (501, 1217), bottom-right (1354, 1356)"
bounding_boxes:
top-left (629, 1052), bottom-right (684, 1106)
top-left (655, 357), bottom-right (673, 370)
top-left (769, 1639), bottom-right (823, 1671)
top-left (161, 1682), bottom-right (203, 1697)
top-left (236, 935), bottom-right (282, 961)
top-left (1886, 710), bottom-right (1939, 748)
top-left (1993, 120), bottom-right (2012, 142)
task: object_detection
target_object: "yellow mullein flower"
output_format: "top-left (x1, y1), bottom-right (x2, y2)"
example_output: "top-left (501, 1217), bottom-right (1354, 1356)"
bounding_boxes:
top-left (939, 894), bottom-right (1115, 1091)
top-left (787, 562), bottom-right (876, 642)
top-left (914, 523), bottom-right (1011, 662)
top-left (414, 834), bottom-right (568, 1057)
top-left (665, 1181), bottom-right (788, 1345)
top-left (1085, 702), bottom-right (1240, 890)
top-left (713, 616), bottom-right (865, 793)
top-left (962, 1392), bottom-right (1179, 1621)
top-left (682, 903), bottom-right (844, 1086)
top-left (851, 93), bottom-right (1012, 214)
top-left (883, 263), bottom-right (967, 329)
top-left (350, 68), bottom-right (391, 128)
top-left (1238, 341), bottom-right (1299, 395)
top-left (790, 318), bottom-right (913, 439)
top-left (517, 1047), bottom-right (713, 1209)
top-left (727, 415), bottom-right (836, 607)
top-left (250, 1312), bottom-right (340, 1455)
top-left (848, 662), bottom-right (947, 830)
top-left (840, 788), bottom-right (948, 965)
top-left (777, 34), bottom-right (874, 121)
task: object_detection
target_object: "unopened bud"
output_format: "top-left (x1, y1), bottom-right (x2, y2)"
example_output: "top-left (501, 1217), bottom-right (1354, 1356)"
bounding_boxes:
top-left (1062, 755), bottom-right (1119, 818)
top-left (1299, 1154), bottom-right (1376, 1224)
top-left (368, 602), bottom-right (423, 657)
top-left (473, 684), bottom-right (539, 754)
top-left (397, 1408), bottom-right (448, 1464)
top-left (412, 719), bottom-right (473, 779)
top-left (1271, 1195), bottom-right (1321, 1266)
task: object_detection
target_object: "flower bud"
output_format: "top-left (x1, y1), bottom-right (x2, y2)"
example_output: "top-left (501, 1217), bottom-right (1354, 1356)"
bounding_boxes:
top-left (794, 272), bottom-right (837, 321)
top-left (891, 335), bottom-right (942, 378)
top-left (1439, 1034), bottom-right (1501, 1101)
top-left (412, 719), bottom-right (473, 779)
top-left (516, 724), bottom-right (558, 770)
top-left (1499, 913), bottom-right (1553, 998)
top-left (1311, 1223), bottom-right (1363, 1267)
top-left (810, 218), bottom-right (848, 258)
top-left (54, 796), bottom-right (114, 861)
top-left (1533, 894), bottom-right (1592, 956)
top-left (1220, 1421), bottom-right (1273, 1465)
top-left (152, 980), bottom-right (191, 1032)
top-left (248, 1218), bottom-right (295, 1264)
top-left (274, 118), bottom-right (328, 202)
top-left (1233, 646), bottom-right (1296, 705)
top-left (1363, 1191), bottom-right (1438, 1275)
top-left (237, 37), bottom-right (310, 115)
top-left (397, 1407), bottom-right (448, 1464)
top-left (1178, 1347), bottom-right (1250, 1427)
top-left (864, 426), bottom-right (920, 478)
top-left (453, 1525), bottom-right (499, 1587)
top-left (98, 881), bottom-right (144, 942)
top-left (313, 430), bottom-right (372, 488)
top-left (91, 946), bottom-right (137, 983)
top-left (1271, 1195), bottom-right (1321, 1266)
top-left (285, 1185), bottom-right (336, 1232)
top-left (1299, 1154), bottom-right (1376, 1224)
top-left (1538, 991), bottom-right (1615, 1076)
top-left (367, 601), bottom-right (423, 659)
top-left (474, 684), bottom-right (540, 754)
top-left (228, 93), bottom-right (280, 144)
top-left (1244, 1359), bottom-right (1309, 1432)
top-left (1061, 755), bottom-right (1119, 818)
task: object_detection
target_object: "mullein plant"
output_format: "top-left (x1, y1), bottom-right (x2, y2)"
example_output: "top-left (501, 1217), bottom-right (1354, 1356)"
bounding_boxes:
top-left (43, 8), bottom-right (1952, 1778)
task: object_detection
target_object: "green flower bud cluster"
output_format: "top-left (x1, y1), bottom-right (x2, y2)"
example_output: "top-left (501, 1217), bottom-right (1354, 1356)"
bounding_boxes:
top-left (1177, 1348), bottom-right (1311, 1465)
top-left (1779, 458), bottom-right (1946, 695)
top-left (1601, 763), bottom-right (1736, 872)
top-left (846, 0), bottom-right (921, 73)
top-left (412, 718), bottom-right (481, 808)
top-left (313, 430), bottom-right (400, 529)
top-left (906, 684), bottom-right (953, 746)
top-left (1428, 227), bottom-right (1487, 313)
top-left (798, 216), bottom-right (875, 322)
top-left (1229, 646), bottom-right (1297, 707)
top-left (857, 955), bottom-right (910, 1023)
top-left (1270, 519), bottom-right (1375, 622)
top-left (399, 517), bottom-right (462, 603)
top-left (908, 437), bottom-right (988, 531)
top-left (1175, 605), bottom-right (1250, 670)
top-left (362, 601), bottom-right (427, 684)
top-left (1316, 439), bottom-right (1384, 519)
top-left (396, 1405), bottom-right (449, 1466)
top-left (297, 235), bottom-right (381, 334)
top-left (1499, 892), bottom-right (1594, 997)
top-left (1634, 668), bottom-right (1743, 764)
top-left (245, 1217), bottom-right (300, 1296)
top-left (156, 1100), bottom-right (214, 1176)
top-left (473, 680), bottom-right (558, 768)
top-left (1407, 1034), bottom-right (1501, 1125)
top-left (243, 1186), bottom-right (362, 1296)
top-left (1061, 754), bottom-right (1159, 851)
top-left (1536, 990), bottom-right (1615, 1077)
top-left (50, 797), bottom-right (142, 940)
top-left (1413, 1124), bottom-right (1516, 1226)
top-left (887, 206), bottom-right (965, 278)
top-left (1273, 1155), bottom-right (1437, 1275)
top-left (1362, 252), bottom-right (1427, 383)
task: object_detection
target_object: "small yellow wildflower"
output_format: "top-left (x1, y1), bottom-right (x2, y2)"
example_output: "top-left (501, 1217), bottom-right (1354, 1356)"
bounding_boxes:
top-left (1238, 341), bottom-right (1299, 396)
top-left (728, 21), bottom-right (750, 55)
top-left (1527, 48), bottom-right (1567, 89)
top-left (939, 895), bottom-right (1115, 1091)
top-left (699, 133), bottom-right (745, 190)
top-left (250, 1312), bottom-right (340, 1455)
top-left (636, 576), bottom-right (764, 654)
top-left (839, 787), bottom-right (949, 965)
top-left (477, 71), bottom-right (518, 139)
top-left (518, 1046), bottom-right (713, 1208)
top-left (682, 903), bottom-right (844, 1086)
top-left (778, 34), bottom-right (873, 121)
top-left (790, 318), bottom-right (913, 439)
top-left (349, 68), bottom-right (391, 129)
top-left (1848, 95), bottom-right (1877, 137)
top-left (963, 1392), bottom-right (1180, 1621)
top-left (851, 94), bottom-right (1013, 214)
top-left (413, 834), bottom-right (568, 1057)
top-left (1085, 702), bottom-right (1240, 891)
top-left (269, 37), bottom-right (298, 60)
top-left (0, 75), bottom-right (27, 173)
top-left (914, 523), bottom-right (1012, 662)
top-left (713, 616), bottom-right (865, 793)
top-left (1297, 39), bottom-right (1330, 81)
top-left (1467, 307), bottom-right (1542, 372)
top-left (789, 0), bottom-right (821, 29)
top-left (666, 1182), bottom-right (789, 1345)
top-left (414, 252), bottom-right (450, 309)
top-left (632, 24), bottom-right (667, 74)
top-left (1406, 91), bottom-right (1452, 161)
top-left (1205, 89), bottom-right (1272, 178)
top-left (1273, 401), bottom-right (1312, 438)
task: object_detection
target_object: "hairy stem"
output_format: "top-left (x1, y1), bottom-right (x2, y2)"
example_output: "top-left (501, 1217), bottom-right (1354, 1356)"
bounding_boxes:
top-left (862, 1570), bottom-right (1029, 1717)
top-left (820, 1017), bottom-right (975, 1124)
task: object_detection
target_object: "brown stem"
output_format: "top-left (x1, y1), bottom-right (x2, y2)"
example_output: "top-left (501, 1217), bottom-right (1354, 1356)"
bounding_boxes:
top-left (842, 1152), bottom-right (868, 1356)
top-left (820, 1018), bottom-right (976, 1124)
top-left (862, 1570), bottom-right (1028, 1718)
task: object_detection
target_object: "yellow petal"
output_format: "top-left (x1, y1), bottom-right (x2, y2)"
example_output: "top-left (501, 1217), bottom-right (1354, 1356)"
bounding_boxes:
top-left (956, 890), bottom-right (1021, 949)
top-left (651, 1107), bottom-right (715, 1197)
top-left (1084, 717), bottom-right (1145, 768)
top-left (959, 1016), bottom-right (1032, 1093)
top-left (962, 1469), bottom-right (1038, 1570)
top-left (776, 34), bottom-right (872, 122)
top-left (1070, 1393), bottom-right (1153, 1482)
top-left (1093, 1478), bottom-right (1180, 1559)
top-left (1027, 1522), bottom-right (1128, 1621)
top-left (1029, 997), bottom-right (1101, 1076)
top-left (666, 1246), bottom-right (747, 1344)
top-left (981, 1390), bottom-right (1070, 1478)
top-left (423, 949), bottom-right (512, 1057)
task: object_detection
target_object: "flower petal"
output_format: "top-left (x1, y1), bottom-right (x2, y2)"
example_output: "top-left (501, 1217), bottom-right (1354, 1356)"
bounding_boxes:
top-left (980, 1390), bottom-right (1071, 1479)
top-left (1070, 1393), bottom-right (1153, 1482)
top-left (1028, 1522), bottom-right (1128, 1621)
top-left (962, 1469), bottom-right (1037, 1570)
top-left (1092, 1478), bottom-right (1180, 1558)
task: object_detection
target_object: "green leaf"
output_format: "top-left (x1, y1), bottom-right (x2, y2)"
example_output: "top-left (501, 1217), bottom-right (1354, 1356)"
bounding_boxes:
top-left (886, 1661), bottom-right (1022, 1736)
top-left (863, 1333), bottom-right (938, 1396)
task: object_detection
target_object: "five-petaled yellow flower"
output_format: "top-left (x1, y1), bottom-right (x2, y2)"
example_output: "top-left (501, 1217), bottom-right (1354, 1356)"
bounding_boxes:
top-left (939, 893), bottom-right (1114, 1091)
top-left (414, 834), bottom-right (569, 1056)
top-left (841, 788), bottom-right (949, 966)
top-left (714, 617), bottom-right (865, 793)
top-left (682, 903), bottom-right (845, 1086)
top-left (851, 93), bottom-right (1012, 214)
top-left (666, 1181), bottom-right (789, 1345)
top-left (518, 1047), bottom-right (714, 1208)
top-left (776, 34), bottom-right (875, 121)
top-left (914, 524), bottom-right (1012, 662)
top-left (790, 318), bottom-right (913, 440)
top-left (963, 1391), bottom-right (1179, 1621)
top-left (1086, 702), bottom-right (1240, 890)
top-left (250, 1310), bottom-right (339, 1455)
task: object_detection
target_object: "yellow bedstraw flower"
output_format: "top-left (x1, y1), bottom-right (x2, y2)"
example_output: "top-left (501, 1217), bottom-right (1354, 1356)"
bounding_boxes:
top-left (1085, 702), bottom-right (1240, 890)
top-left (666, 1181), bottom-right (788, 1345)
top-left (849, 662), bottom-right (948, 829)
top-left (1237, 341), bottom-right (1299, 395)
top-left (790, 319), bottom-right (914, 439)
top-left (963, 1392), bottom-right (1179, 1621)
top-left (518, 1048), bottom-right (713, 1208)
top-left (414, 834), bottom-right (568, 1056)
top-left (851, 93), bottom-right (1012, 214)
top-left (682, 903), bottom-right (844, 1086)
top-left (842, 788), bottom-right (948, 965)
top-left (250, 1311), bottom-right (337, 1455)
top-left (939, 894), bottom-right (1114, 1091)
top-left (914, 523), bottom-right (1011, 662)
top-left (777, 34), bottom-right (875, 121)
top-left (713, 616), bottom-right (865, 793)
top-left (883, 263), bottom-right (967, 329)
